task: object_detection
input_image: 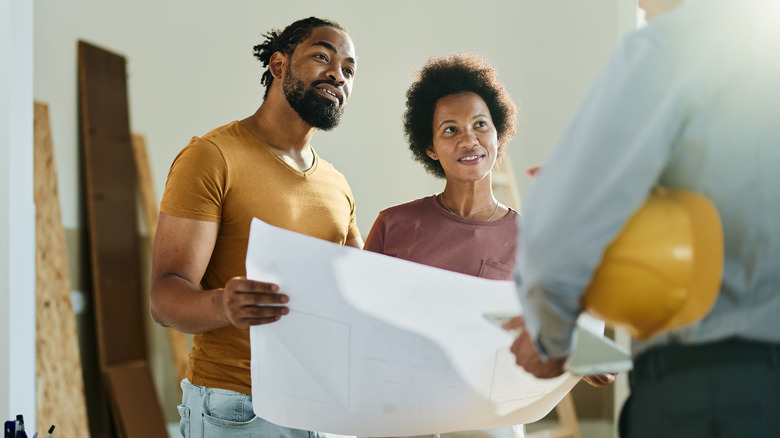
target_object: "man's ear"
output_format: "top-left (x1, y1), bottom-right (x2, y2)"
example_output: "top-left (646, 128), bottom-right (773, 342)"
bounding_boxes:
top-left (269, 51), bottom-right (286, 79)
top-left (426, 148), bottom-right (438, 160)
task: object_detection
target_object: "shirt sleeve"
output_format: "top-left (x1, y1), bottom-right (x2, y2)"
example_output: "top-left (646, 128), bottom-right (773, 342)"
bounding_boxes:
top-left (363, 212), bottom-right (387, 254)
top-left (345, 186), bottom-right (361, 242)
top-left (515, 31), bottom-right (685, 358)
top-left (160, 137), bottom-right (227, 222)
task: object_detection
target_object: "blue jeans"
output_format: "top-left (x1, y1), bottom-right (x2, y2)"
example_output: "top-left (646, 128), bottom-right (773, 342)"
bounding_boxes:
top-left (178, 379), bottom-right (323, 438)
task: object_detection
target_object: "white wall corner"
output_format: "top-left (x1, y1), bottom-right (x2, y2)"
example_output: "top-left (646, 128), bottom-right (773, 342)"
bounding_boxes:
top-left (1, 0), bottom-right (36, 427)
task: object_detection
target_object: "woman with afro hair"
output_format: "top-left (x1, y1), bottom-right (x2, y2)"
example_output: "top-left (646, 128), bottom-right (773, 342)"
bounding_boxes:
top-left (364, 53), bottom-right (524, 437)
top-left (364, 53), bottom-right (614, 438)
top-left (366, 53), bottom-right (520, 284)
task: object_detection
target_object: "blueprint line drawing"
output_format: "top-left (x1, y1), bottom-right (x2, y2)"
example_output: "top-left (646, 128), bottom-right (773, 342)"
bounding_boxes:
top-left (247, 218), bottom-right (591, 437)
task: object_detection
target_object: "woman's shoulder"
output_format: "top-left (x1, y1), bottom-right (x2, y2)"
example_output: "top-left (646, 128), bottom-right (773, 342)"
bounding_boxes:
top-left (378, 195), bottom-right (437, 218)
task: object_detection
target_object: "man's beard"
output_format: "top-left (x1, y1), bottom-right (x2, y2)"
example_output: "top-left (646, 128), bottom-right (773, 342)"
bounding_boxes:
top-left (283, 72), bottom-right (344, 131)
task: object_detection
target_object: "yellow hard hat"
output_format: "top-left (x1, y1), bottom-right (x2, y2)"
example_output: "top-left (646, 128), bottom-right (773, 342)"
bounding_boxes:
top-left (581, 186), bottom-right (724, 340)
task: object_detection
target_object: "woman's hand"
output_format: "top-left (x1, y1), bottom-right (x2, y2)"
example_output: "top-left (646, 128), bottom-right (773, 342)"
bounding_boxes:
top-left (582, 373), bottom-right (617, 387)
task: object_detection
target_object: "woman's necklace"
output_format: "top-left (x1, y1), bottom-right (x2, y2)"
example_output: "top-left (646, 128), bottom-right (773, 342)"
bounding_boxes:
top-left (439, 193), bottom-right (499, 221)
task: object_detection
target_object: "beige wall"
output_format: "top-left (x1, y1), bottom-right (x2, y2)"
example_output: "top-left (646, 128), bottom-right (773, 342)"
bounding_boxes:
top-left (33, 0), bottom-right (637, 433)
top-left (35, 0), bottom-right (632, 234)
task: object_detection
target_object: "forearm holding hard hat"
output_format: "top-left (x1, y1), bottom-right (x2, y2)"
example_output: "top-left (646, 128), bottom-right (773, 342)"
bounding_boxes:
top-left (513, 32), bottom-right (679, 359)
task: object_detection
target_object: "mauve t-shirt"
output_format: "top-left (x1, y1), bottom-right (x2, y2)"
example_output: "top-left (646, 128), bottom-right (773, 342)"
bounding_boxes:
top-left (364, 195), bottom-right (519, 280)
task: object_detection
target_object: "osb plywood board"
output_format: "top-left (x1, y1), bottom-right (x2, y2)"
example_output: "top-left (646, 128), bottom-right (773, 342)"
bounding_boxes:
top-left (34, 101), bottom-right (90, 437)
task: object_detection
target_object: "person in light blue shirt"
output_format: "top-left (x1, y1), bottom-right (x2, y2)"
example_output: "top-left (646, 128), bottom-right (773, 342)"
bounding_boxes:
top-left (505, 0), bottom-right (780, 436)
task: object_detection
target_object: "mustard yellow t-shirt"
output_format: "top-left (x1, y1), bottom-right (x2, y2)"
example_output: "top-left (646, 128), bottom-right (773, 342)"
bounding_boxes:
top-left (160, 120), bottom-right (359, 395)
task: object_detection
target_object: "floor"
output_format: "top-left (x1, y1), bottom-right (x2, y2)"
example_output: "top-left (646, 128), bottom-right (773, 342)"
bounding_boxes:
top-left (525, 419), bottom-right (615, 438)
top-left (168, 419), bottom-right (616, 438)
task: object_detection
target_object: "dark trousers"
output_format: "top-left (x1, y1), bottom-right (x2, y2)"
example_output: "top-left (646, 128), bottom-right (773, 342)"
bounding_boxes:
top-left (619, 338), bottom-right (780, 438)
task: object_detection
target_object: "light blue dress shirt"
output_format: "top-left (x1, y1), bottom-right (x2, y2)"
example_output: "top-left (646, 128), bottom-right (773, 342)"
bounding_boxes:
top-left (514, 0), bottom-right (780, 359)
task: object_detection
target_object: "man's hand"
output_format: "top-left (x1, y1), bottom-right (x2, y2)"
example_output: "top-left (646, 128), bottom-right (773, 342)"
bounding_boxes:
top-left (221, 276), bottom-right (290, 329)
top-left (502, 316), bottom-right (566, 379)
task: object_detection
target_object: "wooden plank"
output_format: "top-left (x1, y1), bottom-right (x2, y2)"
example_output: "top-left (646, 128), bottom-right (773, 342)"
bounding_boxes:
top-left (78, 40), bottom-right (146, 366)
top-left (526, 394), bottom-right (583, 438)
top-left (104, 361), bottom-right (168, 438)
top-left (131, 133), bottom-right (190, 382)
top-left (492, 155), bottom-right (522, 210)
top-left (556, 394), bottom-right (582, 438)
top-left (131, 134), bottom-right (158, 242)
top-left (34, 101), bottom-right (91, 438)
top-left (78, 39), bottom-right (167, 437)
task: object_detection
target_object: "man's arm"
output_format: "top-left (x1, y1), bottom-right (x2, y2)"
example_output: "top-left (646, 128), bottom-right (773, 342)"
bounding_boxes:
top-left (514, 32), bottom-right (680, 362)
top-left (149, 212), bottom-right (289, 334)
top-left (503, 316), bottom-right (616, 385)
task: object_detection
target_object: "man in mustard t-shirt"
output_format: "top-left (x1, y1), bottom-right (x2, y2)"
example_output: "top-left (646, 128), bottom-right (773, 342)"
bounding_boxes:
top-left (149, 17), bottom-right (363, 438)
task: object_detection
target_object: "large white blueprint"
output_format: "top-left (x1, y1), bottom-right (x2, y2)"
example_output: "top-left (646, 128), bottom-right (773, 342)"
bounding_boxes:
top-left (247, 218), bottom-right (588, 437)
